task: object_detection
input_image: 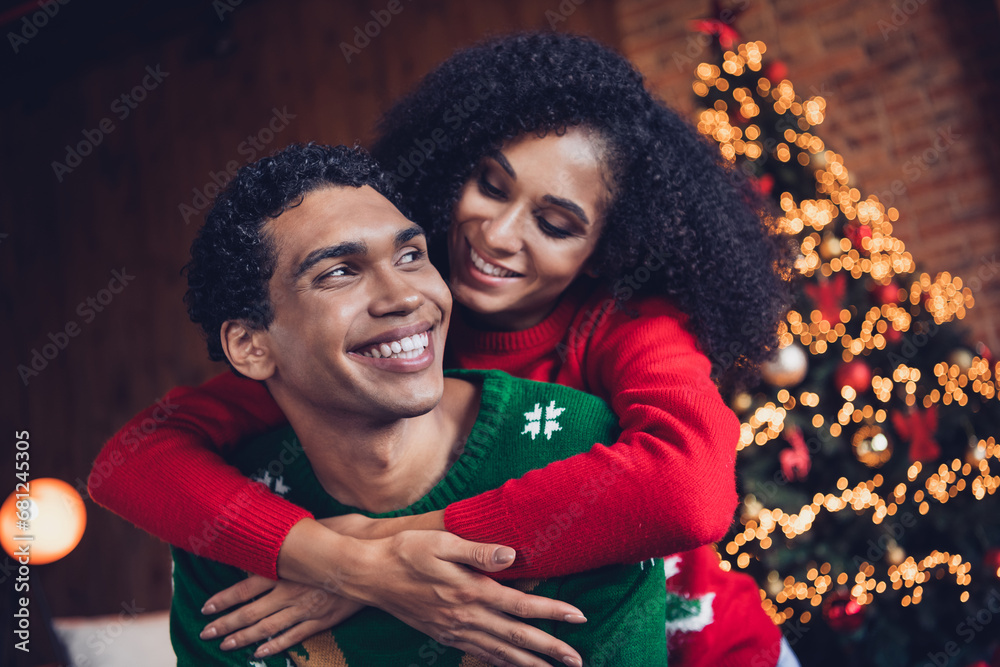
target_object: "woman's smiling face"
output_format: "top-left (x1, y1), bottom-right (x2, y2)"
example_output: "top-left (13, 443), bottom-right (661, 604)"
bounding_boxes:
top-left (447, 127), bottom-right (611, 330)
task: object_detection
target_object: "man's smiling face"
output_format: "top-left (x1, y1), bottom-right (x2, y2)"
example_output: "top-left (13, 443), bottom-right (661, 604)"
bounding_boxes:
top-left (258, 185), bottom-right (451, 422)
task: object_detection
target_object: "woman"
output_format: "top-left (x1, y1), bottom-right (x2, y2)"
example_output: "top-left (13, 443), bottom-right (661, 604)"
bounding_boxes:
top-left (89, 32), bottom-right (793, 666)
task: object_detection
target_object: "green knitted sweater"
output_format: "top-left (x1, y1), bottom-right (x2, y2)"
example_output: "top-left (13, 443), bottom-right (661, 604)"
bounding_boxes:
top-left (170, 369), bottom-right (667, 666)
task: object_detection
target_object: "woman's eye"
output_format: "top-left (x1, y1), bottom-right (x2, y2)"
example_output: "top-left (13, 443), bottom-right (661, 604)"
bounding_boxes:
top-left (477, 172), bottom-right (506, 199)
top-left (537, 216), bottom-right (573, 239)
top-left (399, 249), bottom-right (427, 265)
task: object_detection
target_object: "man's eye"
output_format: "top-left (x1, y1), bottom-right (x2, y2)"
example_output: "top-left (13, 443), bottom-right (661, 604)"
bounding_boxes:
top-left (399, 249), bottom-right (427, 264)
top-left (319, 267), bottom-right (350, 280)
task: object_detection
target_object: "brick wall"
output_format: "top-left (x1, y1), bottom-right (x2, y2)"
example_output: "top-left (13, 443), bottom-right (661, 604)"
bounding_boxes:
top-left (615, 0), bottom-right (1000, 352)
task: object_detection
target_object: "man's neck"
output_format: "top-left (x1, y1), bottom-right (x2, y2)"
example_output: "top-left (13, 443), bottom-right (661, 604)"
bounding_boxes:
top-left (272, 377), bottom-right (481, 513)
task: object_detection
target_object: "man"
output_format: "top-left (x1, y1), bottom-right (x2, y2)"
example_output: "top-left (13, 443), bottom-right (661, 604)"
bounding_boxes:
top-left (169, 143), bottom-right (666, 666)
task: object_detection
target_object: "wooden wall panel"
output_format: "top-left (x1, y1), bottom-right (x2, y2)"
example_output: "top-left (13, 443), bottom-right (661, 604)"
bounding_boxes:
top-left (2, 0), bottom-right (620, 617)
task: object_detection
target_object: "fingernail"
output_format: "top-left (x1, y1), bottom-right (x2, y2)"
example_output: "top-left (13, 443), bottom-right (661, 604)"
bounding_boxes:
top-left (220, 638), bottom-right (236, 651)
top-left (563, 656), bottom-right (582, 667)
top-left (255, 646), bottom-right (271, 658)
top-left (201, 603), bottom-right (216, 615)
top-left (199, 626), bottom-right (217, 639)
top-left (493, 547), bottom-right (515, 564)
top-left (564, 614), bottom-right (587, 623)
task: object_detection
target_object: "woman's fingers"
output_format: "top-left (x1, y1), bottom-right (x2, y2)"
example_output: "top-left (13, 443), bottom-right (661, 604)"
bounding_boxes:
top-left (431, 532), bottom-right (518, 574)
top-left (201, 574), bottom-right (276, 615)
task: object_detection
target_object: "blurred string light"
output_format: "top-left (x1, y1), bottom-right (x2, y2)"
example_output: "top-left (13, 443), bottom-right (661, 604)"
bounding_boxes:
top-left (697, 40), bottom-right (1000, 625)
top-left (722, 437), bottom-right (999, 623)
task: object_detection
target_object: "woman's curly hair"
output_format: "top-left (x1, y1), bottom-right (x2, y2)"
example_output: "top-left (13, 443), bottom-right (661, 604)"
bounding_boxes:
top-left (372, 31), bottom-right (793, 390)
top-left (185, 142), bottom-right (403, 367)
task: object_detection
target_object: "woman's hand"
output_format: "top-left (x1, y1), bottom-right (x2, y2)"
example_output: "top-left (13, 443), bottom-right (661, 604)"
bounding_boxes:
top-left (199, 574), bottom-right (364, 659)
top-left (317, 509), bottom-right (445, 541)
top-left (348, 530), bottom-right (587, 667)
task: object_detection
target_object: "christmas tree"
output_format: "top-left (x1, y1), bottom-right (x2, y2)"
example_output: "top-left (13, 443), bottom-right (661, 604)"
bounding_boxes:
top-left (688, 11), bottom-right (1000, 667)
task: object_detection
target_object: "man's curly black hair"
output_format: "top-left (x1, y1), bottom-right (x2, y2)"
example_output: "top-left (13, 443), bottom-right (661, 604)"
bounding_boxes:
top-left (184, 142), bottom-right (403, 367)
top-left (371, 32), bottom-right (793, 390)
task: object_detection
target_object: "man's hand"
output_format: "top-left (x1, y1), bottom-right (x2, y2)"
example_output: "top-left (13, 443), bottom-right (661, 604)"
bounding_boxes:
top-left (317, 510), bottom-right (445, 541)
top-left (348, 530), bottom-right (587, 667)
top-left (275, 520), bottom-right (586, 666)
top-left (199, 575), bottom-right (363, 658)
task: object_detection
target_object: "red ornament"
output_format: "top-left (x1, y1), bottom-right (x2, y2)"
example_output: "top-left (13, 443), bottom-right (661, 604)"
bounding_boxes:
top-left (752, 173), bottom-right (775, 196)
top-left (844, 223), bottom-right (873, 254)
top-left (835, 359), bottom-right (872, 394)
top-left (822, 591), bottom-right (866, 633)
top-left (764, 60), bottom-right (788, 83)
top-left (804, 273), bottom-right (847, 324)
top-left (884, 326), bottom-right (903, 344)
top-left (892, 406), bottom-right (940, 463)
top-left (689, 19), bottom-right (742, 50)
top-left (779, 425), bottom-right (811, 482)
top-left (871, 281), bottom-right (901, 306)
top-left (985, 548), bottom-right (1000, 579)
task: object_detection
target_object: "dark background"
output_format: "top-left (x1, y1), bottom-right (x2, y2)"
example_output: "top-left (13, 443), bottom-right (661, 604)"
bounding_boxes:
top-left (2, 0), bottom-right (998, 623)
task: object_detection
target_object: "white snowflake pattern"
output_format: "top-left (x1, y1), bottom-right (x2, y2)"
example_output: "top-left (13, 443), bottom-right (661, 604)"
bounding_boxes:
top-left (522, 401), bottom-right (566, 441)
top-left (251, 471), bottom-right (292, 497)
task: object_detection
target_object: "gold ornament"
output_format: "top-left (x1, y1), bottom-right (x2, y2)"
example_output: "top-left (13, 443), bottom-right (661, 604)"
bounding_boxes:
top-left (761, 343), bottom-right (809, 387)
top-left (732, 392), bottom-right (753, 415)
top-left (819, 233), bottom-right (843, 260)
top-left (853, 425), bottom-right (893, 468)
top-left (947, 349), bottom-right (974, 373)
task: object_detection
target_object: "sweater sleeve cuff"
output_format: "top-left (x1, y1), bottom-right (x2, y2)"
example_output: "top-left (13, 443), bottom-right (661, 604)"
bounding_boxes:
top-left (198, 497), bottom-right (314, 580)
top-left (444, 489), bottom-right (536, 581)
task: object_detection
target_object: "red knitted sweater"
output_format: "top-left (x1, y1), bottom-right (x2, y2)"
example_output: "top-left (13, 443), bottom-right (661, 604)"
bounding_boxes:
top-left (88, 281), bottom-right (781, 666)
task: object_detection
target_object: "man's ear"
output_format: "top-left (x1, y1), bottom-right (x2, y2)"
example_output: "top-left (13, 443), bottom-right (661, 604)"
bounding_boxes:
top-left (220, 321), bottom-right (275, 381)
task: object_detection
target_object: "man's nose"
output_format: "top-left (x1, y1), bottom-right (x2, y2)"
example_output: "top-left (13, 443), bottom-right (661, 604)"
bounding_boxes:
top-left (368, 268), bottom-right (425, 317)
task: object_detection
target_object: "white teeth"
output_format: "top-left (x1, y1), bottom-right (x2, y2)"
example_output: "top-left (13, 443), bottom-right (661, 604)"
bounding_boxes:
top-left (361, 332), bottom-right (430, 359)
top-left (471, 247), bottom-right (517, 278)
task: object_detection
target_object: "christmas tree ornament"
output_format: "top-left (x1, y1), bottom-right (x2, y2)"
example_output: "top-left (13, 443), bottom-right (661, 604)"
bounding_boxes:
top-left (892, 406), bottom-right (940, 463)
top-left (884, 325), bottom-right (903, 344)
top-left (819, 233), bottom-right (843, 260)
top-left (852, 425), bottom-right (893, 467)
top-left (821, 590), bottom-right (866, 633)
top-left (779, 425), bottom-right (811, 481)
top-left (886, 541), bottom-right (906, 566)
top-left (844, 222), bottom-right (872, 255)
top-left (975, 341), bottom-right (994, 364)
top-left (984, 548), bottom-right (1000, 580)
top-left (804, 273), bottom-right (847, 324)
top-left (761, 343), bottom-right (809, 387)
top-left (763, 60), bottom-right (788, 83)
top-left (732, 391), bottom-right (753, 415)
top-left (835, 358), bottom-right (872, 394)
top-left (871, 281), bottom-right (901, 306)
top-left (947, 348), bottom-right (975, 373)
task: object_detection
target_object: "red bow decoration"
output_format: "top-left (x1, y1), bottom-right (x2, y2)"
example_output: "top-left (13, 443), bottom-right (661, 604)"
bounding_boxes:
top-left (689, 19), bottom-right (742, 50)
top-left (892, 406), bottom-right (940, 463)
top-left (779, 425), bottom-right (811, 482)
top-left (804, 272), bottom-right (847, 324)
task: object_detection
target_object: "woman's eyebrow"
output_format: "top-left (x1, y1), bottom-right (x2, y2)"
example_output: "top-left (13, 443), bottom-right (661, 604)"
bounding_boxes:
top-left (542, 194), bottom-right (590, 227)
top-left (490, 151), bottom-right (516, 179)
